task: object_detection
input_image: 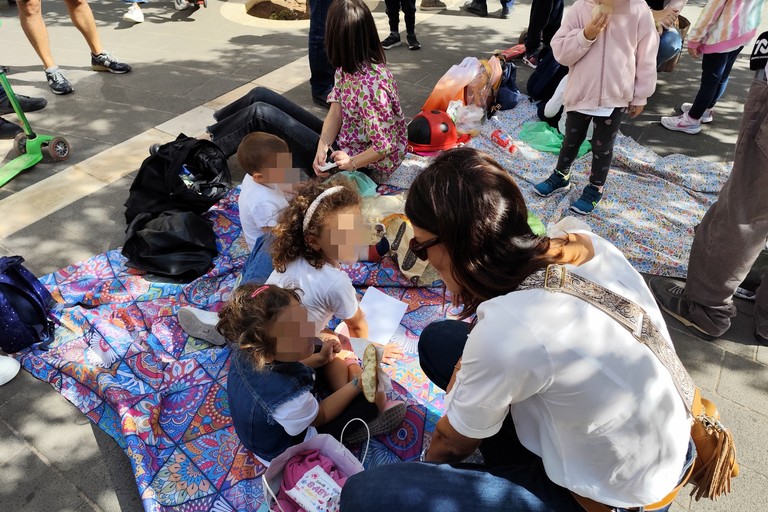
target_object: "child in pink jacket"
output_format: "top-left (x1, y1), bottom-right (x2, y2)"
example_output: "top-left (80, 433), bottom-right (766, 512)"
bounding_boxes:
top-left (534, 0), bottom-right (659, 214)
top-left (661, 0), bottom-right (765, 134)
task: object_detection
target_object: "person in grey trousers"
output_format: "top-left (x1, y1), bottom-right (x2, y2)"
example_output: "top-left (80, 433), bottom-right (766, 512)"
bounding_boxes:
top-left (650, 40), bottom-right (768, 344)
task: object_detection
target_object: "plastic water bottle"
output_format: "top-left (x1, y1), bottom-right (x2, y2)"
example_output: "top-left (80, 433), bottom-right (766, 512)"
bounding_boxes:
top-left (491, 129), bottom-right (517, 153)
top-left (179, 164), bottom-right (196, 189)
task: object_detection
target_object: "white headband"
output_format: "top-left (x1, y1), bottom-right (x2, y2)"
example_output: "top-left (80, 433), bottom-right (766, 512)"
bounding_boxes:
top-left (302, 186), bottom-right (345, 233)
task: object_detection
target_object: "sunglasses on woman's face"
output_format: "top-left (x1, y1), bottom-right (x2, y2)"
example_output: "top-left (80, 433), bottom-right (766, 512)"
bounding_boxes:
top-left (408, 236), bottom-right (440, 261)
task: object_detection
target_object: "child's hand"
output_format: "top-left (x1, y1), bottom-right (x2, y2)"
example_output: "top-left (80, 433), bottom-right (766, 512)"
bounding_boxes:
top-left (319, 333), bottom-right (342, 353)
top-left (688, 46), bottom-right (702, 59)
top-left (316, 338), bottom-right (337, 365)
top-left (376, 342), bottom-right (404, 365)
top-left (584, 12), bottom-right (610, 41)
top-left (627, 105), bottom-right (644, 118)
top-left (652, 7), bottom-right (678, 30)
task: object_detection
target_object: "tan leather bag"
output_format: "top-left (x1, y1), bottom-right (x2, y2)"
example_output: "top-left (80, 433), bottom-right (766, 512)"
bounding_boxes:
top-left (659, 15), bottom-right (691, 73)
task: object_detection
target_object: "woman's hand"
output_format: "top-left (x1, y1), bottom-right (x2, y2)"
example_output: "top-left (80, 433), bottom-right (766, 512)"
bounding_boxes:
top-left (652, 7), bottom-right (678, 30)
top-left (584, 12), bottom-right (610, 41)
top-left (313, 144), bottom-right (332, 177)
top-left (376, 342), bottom-right (404, 365)
top-left (330, 150), bottom-right (355, 171)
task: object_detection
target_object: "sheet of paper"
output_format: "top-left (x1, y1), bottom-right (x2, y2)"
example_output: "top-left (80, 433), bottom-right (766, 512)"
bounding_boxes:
top-left (358, 286), bottom-right (408, 345)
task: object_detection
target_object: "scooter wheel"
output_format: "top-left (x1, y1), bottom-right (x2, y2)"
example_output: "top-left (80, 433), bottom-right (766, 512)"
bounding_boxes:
top-left (48, 136), bottom-right (71, 162)
top-left (518, 30), bottom-right (528, 45)
top-left (203, 0), bottom-right (207, 7)
top-left (14, 133), bottom-right (27, 155)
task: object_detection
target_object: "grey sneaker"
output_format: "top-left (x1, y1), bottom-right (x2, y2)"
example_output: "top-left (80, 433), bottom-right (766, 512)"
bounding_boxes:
top-left (343, 401), bottom-right (407, 445)
top-left (648, 277), bottom-right (718, 341)
top-left (177, 306), bottom-right (227, 346)
top-left (91, 51), bottom-right (132, 74)
top-left (420, 0), bottom-right (446, 10)
top-left (45, 68), bottom-right (74, 95)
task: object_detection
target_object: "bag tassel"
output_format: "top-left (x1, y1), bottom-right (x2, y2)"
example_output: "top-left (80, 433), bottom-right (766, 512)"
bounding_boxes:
top-left (690, 416), bottom-right (737, 501)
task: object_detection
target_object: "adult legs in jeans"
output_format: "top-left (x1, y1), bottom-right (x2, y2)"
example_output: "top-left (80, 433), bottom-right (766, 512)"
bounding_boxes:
top-left (207, 87), bottom-right (324, 167)
top-left (385, 0), bottom-right (402, 33)
top-left (240, 233), bottom-right (275, 286)
top-left (684, 79), bottom-right (768, 338)
top-left (339, 319), bottom-right (582, 512)
top-left (308, 0), bottom-right (335, 99)
top-left (657, 28), bottom-right (682, 68)
top-left (586, 107), bottom-right (623, 187)
top-left (688, 48), bottom-right (743, 120)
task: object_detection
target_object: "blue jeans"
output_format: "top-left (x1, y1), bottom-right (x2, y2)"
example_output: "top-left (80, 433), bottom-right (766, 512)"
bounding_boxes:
top-left (240, 233), bottom-right (275, 286)
top-left (340, 319), bottom-right (696, 512)
top-left (657, 28), bottom-right (682, 68)
top-left (308, 0), bottom-right (335, 99)
top-left (689, 47), bottom-right (743, 120)
top-left (207, 87), bottom-right (323, 168)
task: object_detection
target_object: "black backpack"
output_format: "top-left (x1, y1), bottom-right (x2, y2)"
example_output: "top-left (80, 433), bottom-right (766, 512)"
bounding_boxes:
top-left (122, 211), bottom-right (219, 281)
top-left (0, 256), bottom-right (56, 353)
top-left (527, 47), bottom-right (569, 103)
top-left (124, 134), bottom-right (231, 225)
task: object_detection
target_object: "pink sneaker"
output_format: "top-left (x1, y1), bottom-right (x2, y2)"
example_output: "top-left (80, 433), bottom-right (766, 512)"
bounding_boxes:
top-left (680, 103), bottom-right (714, 123)
top-left (660, 112), bottom-right (702, 134)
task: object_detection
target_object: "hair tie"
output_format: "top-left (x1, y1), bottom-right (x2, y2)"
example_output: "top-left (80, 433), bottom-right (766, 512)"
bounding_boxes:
top-left (250, 285), bottom-right (270, 298)
top-left (302, 186), bottom-right (345, 233)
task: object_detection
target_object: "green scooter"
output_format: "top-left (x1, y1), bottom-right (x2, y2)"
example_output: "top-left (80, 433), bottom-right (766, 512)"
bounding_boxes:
top-left (0, 66), bottom-right (71, 188)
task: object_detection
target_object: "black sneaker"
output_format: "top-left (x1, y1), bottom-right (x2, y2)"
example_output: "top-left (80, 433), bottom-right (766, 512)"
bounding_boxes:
top-left (45, 68), bottom-right (74, 95)
top-left (0, 94), bottom-right (47, 115)
top-left (461, 1), bottom-right (488, 17)
top-left (91, 52), bottom-right (132, 74)
top-left (381, 33), bottom-right (402, 50)
top-left (0, 117), bottom-right (23, 139)
top-left (407, 34), bottom-right (421, 51)
top-left (501, 5), bottom-right (510, 18)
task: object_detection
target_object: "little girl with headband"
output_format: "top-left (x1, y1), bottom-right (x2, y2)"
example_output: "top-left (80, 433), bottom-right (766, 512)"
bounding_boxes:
top-left (267, 179), bottom-right (404, 382)
top-left (219, 284), bottom-right (406, 465)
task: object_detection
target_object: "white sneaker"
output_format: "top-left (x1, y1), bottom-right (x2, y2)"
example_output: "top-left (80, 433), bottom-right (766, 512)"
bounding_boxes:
top-left (123, 4), bottom-right (145, 23)
top-left (680, 103), bottom-right (714, 124)
top-left (177, 306), bottom-right (228, 346)
top-left (660, 112), bottom-right (702, 134)
top-left (0, 355), bottom-right (21, 386)
top-left (174, 0), bottom-right (192, 10)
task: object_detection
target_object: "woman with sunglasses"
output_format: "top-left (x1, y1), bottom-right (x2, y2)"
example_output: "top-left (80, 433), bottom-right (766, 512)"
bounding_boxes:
top-left (340, 147), bottom-right (694, 512)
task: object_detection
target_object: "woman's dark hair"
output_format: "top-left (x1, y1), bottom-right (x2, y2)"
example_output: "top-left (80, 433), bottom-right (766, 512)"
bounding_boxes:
top-left (325, 0), bottom-right (386, 74)
top-left (217, 284), bottom-right (302, 370)
top-left (270, 177), bottom-right (361, 271)
top-left (404, 147), bottom-right (558, 319)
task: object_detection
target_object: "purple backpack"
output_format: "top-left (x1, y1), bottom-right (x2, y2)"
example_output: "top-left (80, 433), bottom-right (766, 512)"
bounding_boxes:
top-left (0, 256), bottom-right (56, 353)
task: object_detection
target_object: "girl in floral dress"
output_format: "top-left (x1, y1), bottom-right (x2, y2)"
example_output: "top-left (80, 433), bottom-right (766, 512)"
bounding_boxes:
top-left (208, 0), bottom-right (407, 185)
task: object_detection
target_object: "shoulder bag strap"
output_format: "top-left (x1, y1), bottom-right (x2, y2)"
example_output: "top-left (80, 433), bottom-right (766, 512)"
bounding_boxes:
top-left (518, 264), bottom-right (696, 413)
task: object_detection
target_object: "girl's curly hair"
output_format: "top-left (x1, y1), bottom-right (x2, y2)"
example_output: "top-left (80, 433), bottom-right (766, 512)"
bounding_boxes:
top-left (271, 178), bottom-right (361, 272)
top-left (216, 284), bottom-right (302, 370)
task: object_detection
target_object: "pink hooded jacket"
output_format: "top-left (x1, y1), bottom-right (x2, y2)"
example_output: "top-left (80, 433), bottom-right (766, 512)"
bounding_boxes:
top-left (551, 0), bottom-right (659, 112)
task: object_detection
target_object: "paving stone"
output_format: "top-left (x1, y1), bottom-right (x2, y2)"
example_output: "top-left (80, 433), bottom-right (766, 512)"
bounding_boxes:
top-left (0, 419), bottom-right (27, 466)
top-left (716, 351), bottom-right (768, 413)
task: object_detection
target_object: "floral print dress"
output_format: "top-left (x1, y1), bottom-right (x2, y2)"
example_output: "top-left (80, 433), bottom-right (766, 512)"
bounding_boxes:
top-left (326, 62), bottom-right (407, 184)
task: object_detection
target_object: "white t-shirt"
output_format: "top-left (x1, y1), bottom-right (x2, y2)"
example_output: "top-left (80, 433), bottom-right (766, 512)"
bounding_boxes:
top-left (444, 232), bottom-right (691, 508)
top-left (254, 392), bottom-right (319, 467)
top-left (238, 175), bottom-right (289, 250)
top-left (266, 258), bottom-right (359, 331)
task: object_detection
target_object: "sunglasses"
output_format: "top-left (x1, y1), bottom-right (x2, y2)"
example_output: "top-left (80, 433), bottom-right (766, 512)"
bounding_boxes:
top-left (408, 236), bottom-right (440, 261)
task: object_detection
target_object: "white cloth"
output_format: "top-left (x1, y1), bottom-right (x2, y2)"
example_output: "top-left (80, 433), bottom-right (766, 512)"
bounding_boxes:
top-left (254, 392), bottom-right (319, 468)
top-left (546, 76), bottom-right (596, 138)
top-left (273, 391), bottom-right (320, 436)
top-left (238, 176), bottom-right (289, 250)
top-left (0, 354), bottom-right (21, 386)
top-left (266, 258), bottom-right (359, 331)
top-left (444, 231), bottom-right (691, 508)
